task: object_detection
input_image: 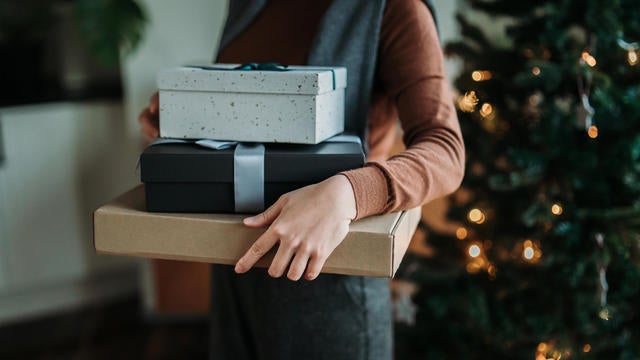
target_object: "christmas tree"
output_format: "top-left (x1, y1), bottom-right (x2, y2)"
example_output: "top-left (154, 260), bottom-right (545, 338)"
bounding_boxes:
top-left (394, 0), bottom-right (640, 358)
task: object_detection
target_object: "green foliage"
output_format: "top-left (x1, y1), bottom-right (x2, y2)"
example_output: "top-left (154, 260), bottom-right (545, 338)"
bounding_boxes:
top-left (73, 0), bottom-right (147, 65)
top-left (396, 0), bottom-right (640, 358)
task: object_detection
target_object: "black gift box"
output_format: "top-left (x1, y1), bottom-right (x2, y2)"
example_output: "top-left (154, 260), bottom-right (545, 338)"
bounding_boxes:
top-left (140, 140), bottom-right (365, 213)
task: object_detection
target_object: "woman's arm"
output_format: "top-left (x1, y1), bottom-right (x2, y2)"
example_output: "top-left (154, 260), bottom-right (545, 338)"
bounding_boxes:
top-left (341, 0), bottom-right (465, 220)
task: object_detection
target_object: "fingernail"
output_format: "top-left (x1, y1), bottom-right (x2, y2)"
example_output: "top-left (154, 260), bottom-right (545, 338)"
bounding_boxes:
top-left (234, 263), bottom-right (243, 273)
top-left (243, 217), bottom-right (255, 225)
top-left (307, 273), bottom-right (317, 280)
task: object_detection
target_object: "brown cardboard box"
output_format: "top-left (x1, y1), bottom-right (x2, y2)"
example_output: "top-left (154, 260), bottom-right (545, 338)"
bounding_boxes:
top-left (94, 186), bottom-right (420, 277)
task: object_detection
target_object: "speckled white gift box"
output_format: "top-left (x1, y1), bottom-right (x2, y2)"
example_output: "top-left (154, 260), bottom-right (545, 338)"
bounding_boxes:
top-left (157, 64), bottom-right (346, 144)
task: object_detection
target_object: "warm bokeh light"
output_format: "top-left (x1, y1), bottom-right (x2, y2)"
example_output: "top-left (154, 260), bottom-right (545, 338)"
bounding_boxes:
top-left (537, 342), bottom-right (548, 352)
top-left (468, 208), bottom-right (485, 223)
top-left (457, 91), bottom-right (479, 112)
top-left (471, 70), bottom-right (493, 82)
top-left (551, 203), bottom-right (563, 215)
top-left (582, 51), bottom-right (597, 67)
top-left (456, 227), bottom-right (468, 240)
top-left (480, 103), bottom-right (493, 117)
top-left (468, 244), bottom-right (481, 258)
top-left (532, 66), bottom-right (541, 76)
top-left (628, 50), bottom-right (638, 65)
top-left (523, 246), bottom-right (535, 260)
top-left (487, 264), bottom-right (497, 278)
top-left (524, 48), bottom-right (534, 58)
top-left (582, 344), bottom-right (591, 353)
top-left (588, 125), bottom-right (599, 139)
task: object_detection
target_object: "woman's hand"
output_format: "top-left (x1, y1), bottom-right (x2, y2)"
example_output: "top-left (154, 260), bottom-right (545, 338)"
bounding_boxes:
top-left (138, 92), bottom-right (160, 142)
top-left (235, 175), bottom-right (357, 281)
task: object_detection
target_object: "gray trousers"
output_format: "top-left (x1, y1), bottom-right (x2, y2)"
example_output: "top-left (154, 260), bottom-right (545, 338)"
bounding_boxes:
top-left (209, 264), bottom-right (392, 360)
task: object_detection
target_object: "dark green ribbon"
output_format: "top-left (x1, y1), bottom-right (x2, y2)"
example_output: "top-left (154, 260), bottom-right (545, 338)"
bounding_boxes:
top-left (184, 62), bottom-right (336, 90)
top-left (185, 62), bottom-right (289, 71)
top-left (233, 62), bottom-right (289, 71)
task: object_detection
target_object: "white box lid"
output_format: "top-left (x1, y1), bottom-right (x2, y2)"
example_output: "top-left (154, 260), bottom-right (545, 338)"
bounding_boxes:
top-left (157, 63), bottom-right (347, 95)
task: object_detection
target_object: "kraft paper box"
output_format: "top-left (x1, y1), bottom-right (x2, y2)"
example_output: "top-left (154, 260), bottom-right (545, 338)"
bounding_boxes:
top-left (157, 64), bottom-right (347, 144)
top-left (140, 137), bottom-right (364, 213)
top-left (93, 186), bottom-right (421, 278)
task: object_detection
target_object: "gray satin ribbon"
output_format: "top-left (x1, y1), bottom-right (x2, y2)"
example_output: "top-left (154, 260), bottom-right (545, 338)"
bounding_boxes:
top-left (148, 134), bottom-right (361, 213)
top-left (233, 143), bottom-right (265, 212)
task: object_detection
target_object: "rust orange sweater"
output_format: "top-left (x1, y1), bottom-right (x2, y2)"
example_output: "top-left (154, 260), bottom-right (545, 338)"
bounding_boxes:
top-left (218, 0), bottom-right (465, 220)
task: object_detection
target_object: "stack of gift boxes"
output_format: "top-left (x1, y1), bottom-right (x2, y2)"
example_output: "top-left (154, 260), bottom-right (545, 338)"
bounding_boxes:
top-left (140, 63), bottom-right (365, 213)
top-left (93, 63), bottom-right (421, 278)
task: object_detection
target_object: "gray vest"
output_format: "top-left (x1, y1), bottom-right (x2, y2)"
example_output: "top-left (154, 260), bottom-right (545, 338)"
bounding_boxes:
top-left (218, 0), bottom-right (436, 147)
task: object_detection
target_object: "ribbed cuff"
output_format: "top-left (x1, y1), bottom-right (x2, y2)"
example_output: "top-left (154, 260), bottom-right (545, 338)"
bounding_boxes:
top-left (339, 164), bottom-right (390, 220)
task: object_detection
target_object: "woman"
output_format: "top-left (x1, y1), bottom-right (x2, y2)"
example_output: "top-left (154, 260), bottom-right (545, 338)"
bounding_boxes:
top-left (139, 0), bottom-right (465, 358)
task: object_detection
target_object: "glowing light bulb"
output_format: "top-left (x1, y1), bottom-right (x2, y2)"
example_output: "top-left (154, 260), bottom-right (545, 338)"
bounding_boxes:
top-left (456, 227), bottom-right (468, 240)
top-left (582, 344), bottom-right (591, 353)
top-left (628, 49), bottom-right (638, 65)
top-left (523, 246), bottom-right (535, 260)
top-left (457, 91), bottom-right (479, 112)
top-left (551, 203), bottom-right (563, 215)
top-left (480, 103), bottom-right (493, 117)
top-left (582, 51), bottom-right (597, 67)
top-left (487, 264), bottom-right (497, 278)
top-left (468, 208), bottom-right (485, 223)
top-left (588, 125), bottom-right (599, 139)
top-left (532, 66), bottom-right (541, 76)
top-left (468, 244), bottom-right (481, 258)
top-left (471, 70), bottom-right (493, 82)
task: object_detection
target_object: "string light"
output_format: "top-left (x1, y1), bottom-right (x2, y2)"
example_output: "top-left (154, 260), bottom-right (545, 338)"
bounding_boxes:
top-left (479, 103), bottom-right (494, 117)
top-left (468, 208), bottom-right (486, 224)
top-left (523, 246), bottom-right (535, 260)
top-left (551, 203), bottom-right (563, 215)
top-left (617, 38), bottom-right (639, 66)
top-left (628, 50), bottom-right (638, 65)
top-left (471, 70), bottom-right (493, 82)
top-left (522, 239), bottom-right (542, 263)
top-left (457, 91), bottom-right (479, 112)
top-left (581, 51), bottom-right (597, 67)
top-left (536, 342), bottom-right (549, 360)
top-left (487, 263), bottom-right (497, 279)
top-left (532, 66), bottom-right (541, 76)
top-left (588, 125), bottom-right (599, 139)
top-left (468, 244), bottom-right (482, 258)
top-left (456, 227), bottom-right (468, 240)
top-left (582, 344), bottom-right (591, 353)
top-left (529, 93), bottom-right (543, 106)
top-left (599, 308), bottom-right (610, 321)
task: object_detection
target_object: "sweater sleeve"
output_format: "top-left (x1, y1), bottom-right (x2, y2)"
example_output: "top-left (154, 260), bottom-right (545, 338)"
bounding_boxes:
top-left (341, 0), bottom-right (465, 220)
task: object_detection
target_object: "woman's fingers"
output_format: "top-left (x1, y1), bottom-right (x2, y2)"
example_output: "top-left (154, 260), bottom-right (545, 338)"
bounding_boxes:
top-left (268, 241), bottom-right (296, 278)
top-left (287, 251), bottom-right (310, 281)
top-left (149, 92), bottom-right (160, 114)
top-left (305, 252), bottom-right (328, 281)
top-left (243, 196), bottom-right (285, 227)
top-left (235, 229), bottom-right (279, 273)
top-left (139, 107), bottom-right (160, 141)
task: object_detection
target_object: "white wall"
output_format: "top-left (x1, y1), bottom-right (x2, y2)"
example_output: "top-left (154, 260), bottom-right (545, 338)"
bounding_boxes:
top-left (0, 101), bottom-right (140, 324)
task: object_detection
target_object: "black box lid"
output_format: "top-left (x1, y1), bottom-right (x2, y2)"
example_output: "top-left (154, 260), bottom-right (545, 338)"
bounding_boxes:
top-left (140, 141), bottom-right (365, 183)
